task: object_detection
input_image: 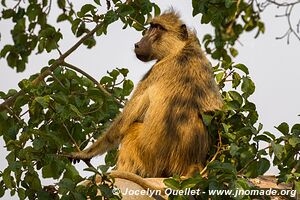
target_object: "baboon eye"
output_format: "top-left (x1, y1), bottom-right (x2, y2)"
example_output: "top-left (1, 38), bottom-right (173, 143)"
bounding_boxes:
top-left (149, 23), bottom-right (165, 31)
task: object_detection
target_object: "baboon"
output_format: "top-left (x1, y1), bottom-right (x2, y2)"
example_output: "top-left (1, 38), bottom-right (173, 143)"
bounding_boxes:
top-left (69, 11), bottom-right (223, 178)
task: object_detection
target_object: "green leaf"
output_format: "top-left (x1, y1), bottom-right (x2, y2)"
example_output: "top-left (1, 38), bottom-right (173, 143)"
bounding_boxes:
top-left (0, 45), bottom-right (13, 57)
top-left (57, 0), bottom-right (66, 9)
top-left (233, 64), bottom-right (249, 75)
top-left (132, 22), bottom-right (145, 31)
top-left (225, 0), bottom-right (235, 8)
top-left (181, 177), bottom-right (202, 189)
top-left (241, 77), bottom-right (255, 97)
top-left (58, 178), bottom-right (76, 195)
top-left (201, 14), bottom-right (211, 24)
top-left (211, 12), bottom-right (223, 26)
top-left (215, 72), bottom-right (224, 83)
top-left (123, 80), bottom-right (134, 96)
top-left (57, 13), bottom-right (68, 22)
top-left (76, 22), bottom-right (86, 37)
top-left (117, 4), bottom-right (135, 16)
top-left (228, 91), bottom-right (243, 106)
top-left (291, 124), bottom-right (300, 135)
top-left (295, 181), bottom-right (300, 193)
top-left (3, 168), bottom-right (12, 189)
top-left (229, 47), bottom-right (238, 57)
top-left (104, 10), bottom-right (119, 25)
top-left (275, 122), bottom-right (289, 135)
top-left (94, 0), bottom-right (101, 5)
top-left (83, 167), bottom-right (99, 174)
top-left (7, 52), bottom-right (18, 68)
top-left (229, 143), bottom-right (239, 156)
top-left (288, 136), bottom-right (300, 148)
top-left (253, 135), bottom-right (271, 143)
top-left (224, 100), bottom-right (240, 110)
top-left (34, 95), bottom-right (50, 109)
top-left (263, 131), bottom-right (276, 140)
top-left (64, 163), bottom-right (81, 182)
top-left (109, 69), bottom-right (120, 79)
top-left (83, 37), bottom-right (96, 48)
top-left (118, 68), bottom-right (129, 77)
top-left (42, 160), bottom-right (65, 179)
top-left (245, 158), bottom-right (269, 178)
top-left (271, 142), bottom-right (284, 160)
top-left (80, 4), bottom-right (96, 16)
top-left (33, 138), bottom-right (46, 150)
top-left (100, 76), bottom-right (113, 85)
top-left (153, 4), bottom-right (161, 16)
top-left (17, 188), bottom-right (26, 200)
top-left (1, 0), bottom-right (6, 7)
top-left (7, 89), bottom-right (18, 97)
top-left (257, 158), bottom-right (270, 175)
top-left (37, 191), bottom-right (52, 199)
top-left (208, 161), bottom-right (237, 175)
top-left (27, 4), bottom-right (41, 22)
top-left (2, 9), bottom-right (14, 19)
top-left (163, 178), bottom-right (181, 190)
top-left (201, 113), bottom-right (214, 126)
top-left (192, 0), bottom-right (201, 16)
top-left (258, 123), bottom-right (263, 132)
top-left (5, 150), bottom-right (15, 165)
top-left (71, 18), bottom-right (81, 34)
top-left (232, 72), bottom-right (241, 88)
top-left (105, 149), bottom-right (117, 167)
top-left (69, 104), bottom-right (83, 118)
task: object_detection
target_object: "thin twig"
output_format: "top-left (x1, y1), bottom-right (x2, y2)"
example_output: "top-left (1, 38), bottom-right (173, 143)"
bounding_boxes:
top-left (13, 0), bottom-right (22, 9)
top-left (237, 144), bottom-right (271, 174)
top-left (44, 0), bottom-right (52, 15)
top-left (126, 15), bottom-right (147, 30)
top-left (265, 0), bottom-right (300, 7)
top-left (200, 129), bottom-right (223, 175)
top-left (50, 73), bottom-right (66, 89)
top-left (62, 62), bottom-right (123, 107)
top-left (5, 105), bottom-right (26, 126)
top-left (263, 0), bottom-right (300, 42)
top-left (291, 159), bottom-right (300, 173)
top-left (226, 0), bottom-right (242, 35)
top-left (63, 123), bottom-right (80, 152)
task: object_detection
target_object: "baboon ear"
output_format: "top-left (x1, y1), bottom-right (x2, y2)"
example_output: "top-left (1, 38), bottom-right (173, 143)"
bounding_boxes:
top-left (180, 24), bottom-right (188, 40)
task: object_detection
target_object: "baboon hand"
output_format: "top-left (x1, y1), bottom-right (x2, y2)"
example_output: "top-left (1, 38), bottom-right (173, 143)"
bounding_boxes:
top-left (66, 151), bottom-right (91, 164)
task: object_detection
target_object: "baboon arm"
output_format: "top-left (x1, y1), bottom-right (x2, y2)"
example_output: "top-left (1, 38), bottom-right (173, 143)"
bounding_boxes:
top-left (70, 89), bottom-right (150, 160)
top-left (69, 116), bottom-right (123, 160)
top-left (118, 91), bottom-right (150, 133)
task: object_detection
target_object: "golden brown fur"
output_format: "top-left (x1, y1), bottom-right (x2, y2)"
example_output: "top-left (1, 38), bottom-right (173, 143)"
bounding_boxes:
top-left (69, 11), bottom-right (223, 178)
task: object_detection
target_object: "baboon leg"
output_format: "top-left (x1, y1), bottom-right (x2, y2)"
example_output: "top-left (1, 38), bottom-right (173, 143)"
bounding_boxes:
top-left (116, 122), bottom-right (145, 175)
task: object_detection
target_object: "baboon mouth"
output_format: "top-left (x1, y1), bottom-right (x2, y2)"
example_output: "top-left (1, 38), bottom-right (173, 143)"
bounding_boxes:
top-left (136, 54), bottom-right (150, 62)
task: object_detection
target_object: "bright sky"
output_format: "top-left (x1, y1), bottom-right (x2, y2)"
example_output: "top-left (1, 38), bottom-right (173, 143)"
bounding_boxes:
top-left (0, 1), bottom-right (300, 198)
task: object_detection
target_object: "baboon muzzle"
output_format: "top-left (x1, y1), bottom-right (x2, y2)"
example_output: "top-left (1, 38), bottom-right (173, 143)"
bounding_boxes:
top-left (134, 40), bottom-right (152, 62)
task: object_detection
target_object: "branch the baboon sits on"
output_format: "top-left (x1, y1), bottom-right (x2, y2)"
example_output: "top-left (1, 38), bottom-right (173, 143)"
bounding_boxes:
top-left (69, 10), bottom-right (223, 178)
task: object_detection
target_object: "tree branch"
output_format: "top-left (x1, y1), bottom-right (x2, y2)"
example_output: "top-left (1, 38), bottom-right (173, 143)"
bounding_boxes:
top-left (200, 129), bottom-right (224, 176)
top-left (258, 0), bottom-right (300, 42)
top-left (0, 22), bottom-right (104, 112)
top-left (62, 62), bottom-right (123, 107)
top-left (265, 0), bottom-right (300, 7)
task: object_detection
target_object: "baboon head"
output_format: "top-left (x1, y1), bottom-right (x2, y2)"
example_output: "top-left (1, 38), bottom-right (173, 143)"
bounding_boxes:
top-left (134, 11), bottom-right (190, 62)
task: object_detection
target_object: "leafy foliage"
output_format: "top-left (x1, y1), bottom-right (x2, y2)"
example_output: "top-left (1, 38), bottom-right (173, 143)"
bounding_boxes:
top-left (193, 0), bottom-right (265, 62)
top-left (0, 65), bottom-right (133, 199)
top-left (0, 0), bottom-right (299, 199)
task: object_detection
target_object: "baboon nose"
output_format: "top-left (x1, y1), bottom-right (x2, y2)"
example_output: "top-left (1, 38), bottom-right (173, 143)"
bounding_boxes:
top-left (135, 43), bottom-right (139, 48)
